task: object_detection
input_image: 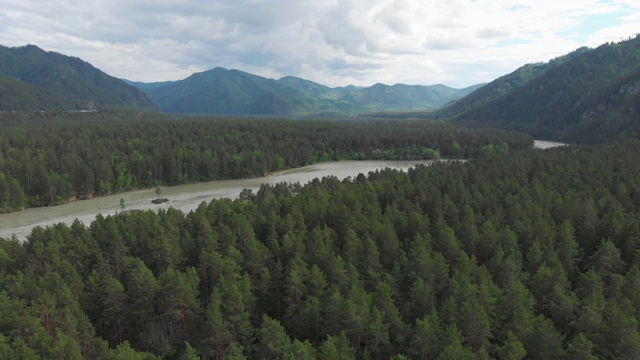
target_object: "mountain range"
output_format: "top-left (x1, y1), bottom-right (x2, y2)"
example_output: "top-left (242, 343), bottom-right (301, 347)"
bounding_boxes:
top-left (0, 44), bottom-right (155, 111)
top-left (0, 43), bottom-right (481, 116)
top-left (126, 68), bottom-right (483, 117)
top-left (2, 35), bottom-right (640, 144)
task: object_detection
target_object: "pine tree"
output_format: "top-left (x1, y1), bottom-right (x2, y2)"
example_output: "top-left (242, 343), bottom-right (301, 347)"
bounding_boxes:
top-left (222, 342), bottom-right (247, 360)
top-left (157, 267), bottom-right (201, 346)
top-left (364, 308), bottom-right (391, 359)
top-left (565, 333), bottom-right (598, 360)
top-left (202, 288), bottom-right (233, 360)
top-left (410, 311), bottom-right (444, 359)
top-left (218, 270), bottom-right (254, 349)
top-left (100, 275), bottom-right (127, 345)
top-left (256, 315), bottom-right (291, 360)
top-left (318, 332), bottom-right (356, 360)
top-left (437, 324), bottom-right (475, 360)
top-left (496, 331), bottom-right (526, 360)
top-left (124, 257), bottom-right (159, 338)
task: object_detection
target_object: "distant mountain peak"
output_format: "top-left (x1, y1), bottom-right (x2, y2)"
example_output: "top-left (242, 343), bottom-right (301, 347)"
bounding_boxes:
top-left (128, 67), bottom-right (480, 117)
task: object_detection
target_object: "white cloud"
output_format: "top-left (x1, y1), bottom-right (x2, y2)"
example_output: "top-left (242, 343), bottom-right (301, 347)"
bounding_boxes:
top-left (0, 0), bottom-right (638, 87)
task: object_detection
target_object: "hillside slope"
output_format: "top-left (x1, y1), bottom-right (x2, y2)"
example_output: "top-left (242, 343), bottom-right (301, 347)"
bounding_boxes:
top-left (0, 44), bottom-right (156, 110)
top-left (433, 47), bottom-right (590, 120)
top-left (146, 68), bottom-right (315, 116)
top-left (344, 83), bottom-right (483, 110)
top-left (437, 35), bottom-right (640, 144)
top-left (0, 74), bottom-right (75, 110)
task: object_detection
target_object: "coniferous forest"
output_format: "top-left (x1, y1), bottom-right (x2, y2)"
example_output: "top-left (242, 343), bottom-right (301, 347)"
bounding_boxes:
top-left (0, 111), bottom-right (530, 212)
top-left (2, 109), bottom-right (640, 358)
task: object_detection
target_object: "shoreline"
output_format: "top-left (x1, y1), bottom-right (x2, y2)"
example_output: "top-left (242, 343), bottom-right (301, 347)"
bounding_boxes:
top-left (0, 160), bottom-right (439, 241)
top-left (1, 156), bottom-right (445, 216)
top-left (1, 141), bottom-right (559, 220)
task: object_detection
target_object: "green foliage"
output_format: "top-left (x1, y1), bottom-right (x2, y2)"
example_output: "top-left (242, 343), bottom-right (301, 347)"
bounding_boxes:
top-left (370, 146), bottom-right (440, 160)
top-left (3, 135), bottom-right (640, 359)
top-left (256, 315), bottom-right (291, 359)
top-left (0, 75), bottom-right (75, 111)
top-left (0, 112), bottom-right (532, 212)
top-left (481, 142), bottom-right (509, 156)
top-left (318, 332), bottom-right (356, 360)
top-left (497, 331), bottom-right (526, 360)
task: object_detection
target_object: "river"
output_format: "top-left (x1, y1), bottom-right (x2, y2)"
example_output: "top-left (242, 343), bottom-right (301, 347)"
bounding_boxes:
top-left (0, 140), bottom-right (565, 241)
top-left (0, 160), bottom-right (438, 241)
top-left (533, 140), bottom-right (566, 149)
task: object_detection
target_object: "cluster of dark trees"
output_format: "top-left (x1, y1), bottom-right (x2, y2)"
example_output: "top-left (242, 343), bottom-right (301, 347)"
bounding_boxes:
top-left (0, 110), bottom-right (532, 212)
top-left (2, 135), bottom-right (640, 359)
top-left (0, 75), bottom-right (76, 111)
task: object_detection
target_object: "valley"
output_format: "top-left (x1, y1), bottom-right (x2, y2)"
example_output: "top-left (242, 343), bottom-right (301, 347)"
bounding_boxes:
top-left (1, 34), bottom-right (640, 360)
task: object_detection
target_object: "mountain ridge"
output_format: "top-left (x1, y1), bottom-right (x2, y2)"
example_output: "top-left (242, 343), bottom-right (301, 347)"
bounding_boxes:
top-left (433, 35), bottom-right (640, 143)
top-left (369, 35), bottom-right (640, 144)
top-left (1, 43), bottom-right (483, 116)
top-left (0, 44), bottom-right (156, 110)
top-left (132, 67), bottom-right (482, 117)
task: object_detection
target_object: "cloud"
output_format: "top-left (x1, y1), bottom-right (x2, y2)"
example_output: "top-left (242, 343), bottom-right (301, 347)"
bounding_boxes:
top-left (0, 0), bottom-right (638, 87)
top-left (478, 27), bottom-right (512, 39)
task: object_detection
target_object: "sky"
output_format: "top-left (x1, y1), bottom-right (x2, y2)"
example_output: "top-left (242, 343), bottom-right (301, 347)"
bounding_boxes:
top-left (0, 0), bottom-right (639, 88)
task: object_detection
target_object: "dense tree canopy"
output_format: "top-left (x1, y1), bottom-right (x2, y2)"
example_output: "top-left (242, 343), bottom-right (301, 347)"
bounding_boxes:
top-left (0, 111), bottom-right (531, 212)
top-left (2, 133), bottom-right (640, 359)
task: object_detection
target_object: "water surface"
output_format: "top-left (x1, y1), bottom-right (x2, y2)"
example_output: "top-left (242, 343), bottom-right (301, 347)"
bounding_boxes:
top-left (0, 160), bottom-right (436, 241)
top-left (1, 141), bottom-right (565, 241)
top-left (533, 140), bottom-right (566, 149)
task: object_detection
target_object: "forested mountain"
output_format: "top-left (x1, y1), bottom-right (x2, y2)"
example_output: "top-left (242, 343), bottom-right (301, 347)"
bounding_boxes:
top-left (276, 76), bottom-right (360, 100)
top-left (143, 68), bottom-right (316, 116)
top-left (0, 110), bottom-right (530, 212)
top-left (431, 46), bottom-right (590, 120)
top-left (0, 44), bottom-right (156, 110)
top-left (0, 75), bottom-right (75, 111)
top-left (136, 68), bottom-right (481, 116)
top-left (2, 136), bottom-right (640, 359)
top-left (432, 35), bottom-right (640, 143)
top-left (340, 83), bottom-right (484, 111)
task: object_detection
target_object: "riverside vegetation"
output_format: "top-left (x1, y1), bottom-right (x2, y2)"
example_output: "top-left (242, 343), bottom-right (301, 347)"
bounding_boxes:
top-left (0, 110), bottom-right (530, 213)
